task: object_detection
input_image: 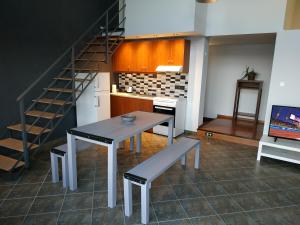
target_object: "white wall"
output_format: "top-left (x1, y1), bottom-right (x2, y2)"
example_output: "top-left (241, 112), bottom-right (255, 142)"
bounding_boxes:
top-left (204, 44), bottom-right (275, 121)
top-left (125, 0), bottom-right (197, 36)
top-left (186, 37), bottom-right (209, 131)
top-left (205, 0), bottom-right (287, 36)
top-left (263, 30), bottom-right (300, 134)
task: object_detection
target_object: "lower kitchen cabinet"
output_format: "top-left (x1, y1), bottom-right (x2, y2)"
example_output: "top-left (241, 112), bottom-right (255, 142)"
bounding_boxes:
top-left (111, 95), bottom-right (153, 117)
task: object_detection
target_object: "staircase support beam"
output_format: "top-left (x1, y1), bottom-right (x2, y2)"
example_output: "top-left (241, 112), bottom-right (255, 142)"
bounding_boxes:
top-left (19, 99), bottom-right (29, 168)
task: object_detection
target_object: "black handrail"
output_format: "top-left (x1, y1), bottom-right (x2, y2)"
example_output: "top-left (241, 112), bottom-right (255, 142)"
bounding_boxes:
top-left (16, 0), bottom-right (123, 102)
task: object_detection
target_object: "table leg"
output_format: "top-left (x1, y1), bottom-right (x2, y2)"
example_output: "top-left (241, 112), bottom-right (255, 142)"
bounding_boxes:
top-left (67, 133), bottom-right (77, 191)
top-left (130, 136), bottom-right (134, 152)
top-left (136, 133), bottom-right (142, 153)
top-left (108, 142), bottom-right (117, 208)
top-left (168, 118), bottom-right (174, 145)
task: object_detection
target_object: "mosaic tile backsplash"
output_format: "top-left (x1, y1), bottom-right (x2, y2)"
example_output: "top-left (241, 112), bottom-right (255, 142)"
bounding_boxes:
top-left (118, 73), bottom-right (188, 98)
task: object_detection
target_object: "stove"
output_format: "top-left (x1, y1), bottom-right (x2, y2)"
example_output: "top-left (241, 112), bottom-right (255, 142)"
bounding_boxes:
top-left (153, 97), bottom-right (186, 137)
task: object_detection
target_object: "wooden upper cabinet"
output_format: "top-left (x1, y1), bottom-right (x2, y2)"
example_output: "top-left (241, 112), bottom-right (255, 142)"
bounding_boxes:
top-left (112, 42), bottom-right (135, 72)
top-left (112, 39), bottom-right (190, 73)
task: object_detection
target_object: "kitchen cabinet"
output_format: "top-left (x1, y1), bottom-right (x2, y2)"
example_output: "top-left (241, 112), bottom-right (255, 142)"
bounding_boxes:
top-left (111, 95), bottom-right (153, 117)
top-left (112, 39), bottom-right (190, 73)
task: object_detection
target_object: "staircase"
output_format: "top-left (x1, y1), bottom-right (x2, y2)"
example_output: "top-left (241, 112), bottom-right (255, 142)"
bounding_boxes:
top-left (0, 0), bottom-right (126, 174)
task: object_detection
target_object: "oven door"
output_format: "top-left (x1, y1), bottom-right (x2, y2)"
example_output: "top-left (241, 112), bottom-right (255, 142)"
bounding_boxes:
top-left (153, 105), bottom-right (176, 127)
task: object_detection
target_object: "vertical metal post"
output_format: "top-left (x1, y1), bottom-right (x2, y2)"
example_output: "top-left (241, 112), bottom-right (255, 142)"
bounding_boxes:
top-left (71, 47), bottom-right (76, 105)
top-left (20, 99), bottom-right (29, 168)
top-left (105, 11), bottom-right (109, 64)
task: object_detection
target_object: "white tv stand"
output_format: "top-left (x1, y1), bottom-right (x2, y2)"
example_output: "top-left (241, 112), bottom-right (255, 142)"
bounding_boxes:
top-left (257, 135), bottom-right (300, 164)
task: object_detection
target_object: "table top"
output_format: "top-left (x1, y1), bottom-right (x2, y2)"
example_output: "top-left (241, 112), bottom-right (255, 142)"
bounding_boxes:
top-left (68, 111), bottom-right (173, 144)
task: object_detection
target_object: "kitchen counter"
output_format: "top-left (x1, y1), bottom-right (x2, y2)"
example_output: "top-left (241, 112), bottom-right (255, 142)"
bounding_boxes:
top-left (110, 92), bottom-right (154, 101)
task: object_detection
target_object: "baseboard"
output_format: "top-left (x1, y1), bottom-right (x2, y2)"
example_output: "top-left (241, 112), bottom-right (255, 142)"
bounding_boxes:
top-left (217, 114), bottom-right (265, 125)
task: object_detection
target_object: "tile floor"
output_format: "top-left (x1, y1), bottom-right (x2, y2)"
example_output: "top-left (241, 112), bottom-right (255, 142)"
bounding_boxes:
top-left (0, 133), bottom-right (299, 225)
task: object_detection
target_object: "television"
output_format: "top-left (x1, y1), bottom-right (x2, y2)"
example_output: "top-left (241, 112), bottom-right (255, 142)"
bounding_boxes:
top-left (269, 105), bottom-right (300, 141)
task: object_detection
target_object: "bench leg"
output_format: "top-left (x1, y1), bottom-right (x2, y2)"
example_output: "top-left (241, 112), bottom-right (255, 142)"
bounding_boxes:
top-left (141, 184), bottom-right (150, 225)
top-left (136, 133), bottom-right (142, 153)
top-left (168, 118), bottom-right (174, 145)
top-left (181, 155), bottom-right (186, 166)
top-left (67, 133), bottom-right (77, 191)
top-left (194, 143), bottom-right (201, 169)
top-left (62, 155), bottom-right (69, 188)
top-left (124, 178), bottom-right (133, 217)
top-left (130, 136), bottom-right (134, 152)
top-left (51, 153), bottom-right (59, 183)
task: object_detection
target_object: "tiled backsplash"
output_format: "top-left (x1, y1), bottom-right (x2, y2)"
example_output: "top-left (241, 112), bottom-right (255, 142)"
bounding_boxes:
top-left (118, 73), bottom-right (188, 98)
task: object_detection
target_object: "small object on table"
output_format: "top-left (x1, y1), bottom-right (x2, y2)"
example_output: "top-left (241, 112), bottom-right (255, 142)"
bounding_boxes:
top-left (121, 114), bottom-right (136, 123)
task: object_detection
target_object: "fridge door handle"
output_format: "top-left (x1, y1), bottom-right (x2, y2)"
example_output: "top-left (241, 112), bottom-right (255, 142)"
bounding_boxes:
top-left (94, 96), bottom-right (100, 107)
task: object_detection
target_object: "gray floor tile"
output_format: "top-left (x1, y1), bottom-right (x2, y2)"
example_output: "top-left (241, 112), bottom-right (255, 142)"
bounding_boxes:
top-left (38, 182), bottom-right (66, 196)
top-left (152, 200), bottom-right (187, 221)
top-left (0, 185), bottom-right (12, 199)
top-left (67, 180), bottom-right (94, 194)
top-left (207, 196), bottom-right (242, 214)
top-left (230, 193), bottom-right (269, 211)
top-left (188, 171), bottom-right (214, 183)
top-left (248, 208), bottom-right (288, 225)
top-left (29, 195), bottom-right (64, 214)
top-left (196, 182), bottom-right (227, 197)
top-left (151, 175), bottom-right (170, 187)
top-left (0, 216), bottom-right (24, 225)
top-left (23, 213), bottom-right (58, 225)
top-left (92, 206), bottom-right (124, 225)
top-left (241, 179), bottom-right (273, 192)
top-left (124, 204), bottom-right (157, 224)
top-left (151, 186), bottom-right (177, 202)
top-left (180, 197), bottom-right (215, 217)
top-left (189, 215), bottom-right (225, 225)
top-left (8, 183), bottom-right (40, 198)
top-left (58, 209), bottom-right (92, 225)
top-left (220, 181), bottom-right (250, 194)
top-left (172, 184), bottom-right (202, 199)
top-left (284, 188), bottom-right (300, 204)
top-left (93, 191), bottom-right (123, 208)
top-left (159, 219), bottom-right (191, 225)
top-left (256, 191), bottom-right (295, 207)
top-left (94, 178), bottom-right (107, 192)
top-left (221, 212), bottom-right (259, 225)
top-left (62, 193), bottom-right (93, 211)
top-left (0, 197), bottom-right (34, 217)
top-left (18, 171), bottom-right (47, 184)
top-left (167, 174), bottom-right (194, 185)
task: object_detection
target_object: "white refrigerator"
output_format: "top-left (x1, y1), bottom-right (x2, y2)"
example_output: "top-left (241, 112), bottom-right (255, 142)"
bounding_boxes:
top-left (76, 72), bottom-right (111, 126)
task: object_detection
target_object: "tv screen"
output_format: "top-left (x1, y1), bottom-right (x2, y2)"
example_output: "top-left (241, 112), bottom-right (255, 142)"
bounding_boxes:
top-left (269, 105), bottom-right (300, 141)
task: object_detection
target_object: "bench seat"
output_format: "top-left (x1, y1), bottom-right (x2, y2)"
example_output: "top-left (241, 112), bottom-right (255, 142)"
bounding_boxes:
top-left (124, 137), bottom-right (201, 224)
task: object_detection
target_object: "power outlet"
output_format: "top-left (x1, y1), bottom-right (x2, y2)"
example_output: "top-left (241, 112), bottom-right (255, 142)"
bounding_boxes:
top-left (206, 132), bottom-right (213, 137)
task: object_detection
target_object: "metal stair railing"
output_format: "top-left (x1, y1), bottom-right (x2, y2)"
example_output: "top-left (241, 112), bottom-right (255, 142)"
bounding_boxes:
top-left (14, 0), bottom-right (126, 169)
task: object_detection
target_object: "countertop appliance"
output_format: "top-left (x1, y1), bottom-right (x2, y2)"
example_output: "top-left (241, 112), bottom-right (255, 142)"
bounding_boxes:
top-left (76, 72), bottom-right (111, 126)
top-left (153, 97), bottom-right (186, 137)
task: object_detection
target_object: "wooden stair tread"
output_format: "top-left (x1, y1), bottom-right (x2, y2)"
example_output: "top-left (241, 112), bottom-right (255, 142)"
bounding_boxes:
top-left (64, 68), bottom-right (100, 71)
top-left (26, 110), bottom-right (63, 119)
top-left (7, 124), bottom-right (51, 135)
top-left (0, 138), bottom-right (38, 152)
top-left (0, 155), bottom-right (24, 172)
top-left (54, 77), bottom-right (92, 82)
top-left (75, 58), bottom-right (105, 62)
top-left (34, 98), bottom-right (72, 106)
top-left (46, 88), bottom-right (73, 93)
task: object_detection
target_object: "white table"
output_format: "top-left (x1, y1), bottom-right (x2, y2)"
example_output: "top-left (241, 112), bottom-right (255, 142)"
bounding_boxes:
top-left (67, 111), bottom-right (174, 208)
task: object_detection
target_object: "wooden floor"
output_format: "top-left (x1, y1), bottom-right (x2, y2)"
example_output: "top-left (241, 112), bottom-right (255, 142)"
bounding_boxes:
top-left (198, 118), bottom-right (264, 147)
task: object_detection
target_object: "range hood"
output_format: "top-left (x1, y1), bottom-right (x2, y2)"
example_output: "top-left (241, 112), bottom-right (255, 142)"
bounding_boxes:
top-left (156, 65), bottom-right (183, 73)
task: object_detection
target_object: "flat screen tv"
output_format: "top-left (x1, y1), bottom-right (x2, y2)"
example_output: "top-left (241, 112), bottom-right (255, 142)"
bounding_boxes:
top-left (269, 105), bottom-right (300, 141)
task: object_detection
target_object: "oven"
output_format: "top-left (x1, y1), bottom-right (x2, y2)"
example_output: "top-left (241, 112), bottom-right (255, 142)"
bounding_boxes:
top-left (153, 105), bottom-right (176, 127)
top-left (153, 97), bottom-right (186, 137)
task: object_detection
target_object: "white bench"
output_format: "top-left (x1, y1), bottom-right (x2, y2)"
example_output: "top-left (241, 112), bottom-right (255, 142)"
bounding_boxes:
top-left (123, 137), bottom-right (201, 224)
top-left (50, 140), bottom-right (93, 188)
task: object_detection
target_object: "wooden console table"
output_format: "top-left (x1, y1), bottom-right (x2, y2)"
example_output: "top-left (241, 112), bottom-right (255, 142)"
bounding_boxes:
top-left (233, 80), bottom-right (263, 124)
